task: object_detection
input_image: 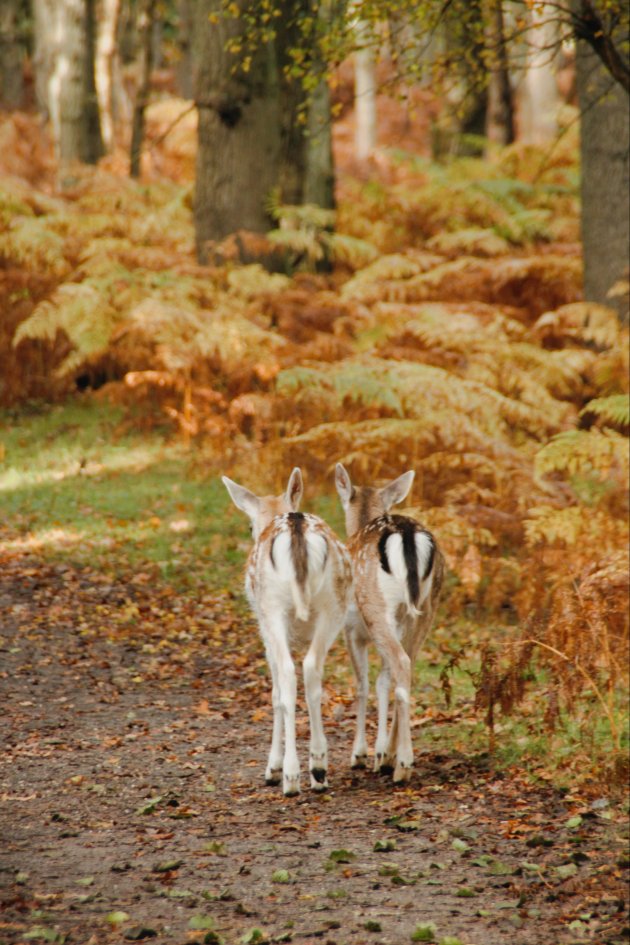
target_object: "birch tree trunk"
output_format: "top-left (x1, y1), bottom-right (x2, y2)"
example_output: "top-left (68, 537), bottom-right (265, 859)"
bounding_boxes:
top-left (33, 0), bottom-right (55, 118)
top-left (96, 0), bottom-right (122, 150)
top-left (519, 3), bottom-right (560, 144)
top-left (48, 0), bottom-right (85, 166)
top-left (354, 22), bottom-right (376, 159)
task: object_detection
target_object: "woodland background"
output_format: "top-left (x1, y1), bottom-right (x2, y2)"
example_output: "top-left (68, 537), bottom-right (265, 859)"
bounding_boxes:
top-left (0, 3), bottom-right (629, 944)
top-left (0, 0), bottom-right (629, 797)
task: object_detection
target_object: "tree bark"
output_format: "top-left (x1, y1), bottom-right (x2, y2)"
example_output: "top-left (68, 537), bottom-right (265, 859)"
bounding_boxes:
top-left (275, 0), bottom-right (334, 208)
top-left (485, 0), bottom-right (515, 146)
top-left (82, 0), bottom-right (105, 163)
top-left (275, 0), bottom-right (311, 205)
top-left (130, 0), bottom-right (157, 178)
top-left (193, 0), bottom-right (281, 257)
top-left (48, 0), bottom-right (85, 166)
top-left (96, 0), bottom-right (122, 150)
top-left (33, 0), bottom-right (55, 118)
top-left (0, 0), bottom-right (25, 109)
top-left (176, 0), bottom-right (194, 99)
top-left (354, 21), bottom-right (377, 160)
top-left (571, 0), bottom-right (630, 94)
top-left (304, 76), bottom-right (335, 209)
top-left (576, 38), bottom-right (630, 322)
top-left (519, 2), bottom-right (560, 144)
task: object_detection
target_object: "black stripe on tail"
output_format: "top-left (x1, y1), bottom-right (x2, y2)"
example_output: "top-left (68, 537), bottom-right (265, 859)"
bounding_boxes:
top-left (377, 516), bottom-right (434, 610)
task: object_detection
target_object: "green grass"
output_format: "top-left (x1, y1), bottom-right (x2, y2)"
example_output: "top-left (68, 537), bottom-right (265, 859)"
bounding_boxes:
top-left (0, 399), bottom-right (250, 591)
top-left (0, 399), bottom-right (350, 592)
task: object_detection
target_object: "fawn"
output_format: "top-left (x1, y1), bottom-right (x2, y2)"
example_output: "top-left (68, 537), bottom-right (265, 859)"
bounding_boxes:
top-left (222, 468), bottom-right (352, 796)
top-left (335, 462), bottom-right (444, 783)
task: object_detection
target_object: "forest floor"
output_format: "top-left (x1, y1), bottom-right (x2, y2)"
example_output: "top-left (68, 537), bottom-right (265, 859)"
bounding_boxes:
top-left (1, 547), bottom-right (628, 945)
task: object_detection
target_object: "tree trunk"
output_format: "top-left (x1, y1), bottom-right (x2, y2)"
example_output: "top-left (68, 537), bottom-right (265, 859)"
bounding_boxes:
top-left (130, 0), bottom-right (157, 178)
top-left (304, 77), bottom-right (335, 209)
top-left (354, 22), bottom-right (377, 160)
top-left (485, 0), bottom-right (515, 146)
top-left (0, 0), bottom-right (25, 109)
top-left (96, 0), bottom-right (122, 150)
top-left (82, 0), bottom-right (105, 163)
top-left (275, 0), bottom-right (310, 205)
top-left (193, 0), bottom-right (281, 258)
top-left (576, 40), bottom-right (630, 322)
top-left (33, 0), bottom-right (55, 118)
top-left (48, 0), bottom-right (85, 166)
top-left (519, 3), bottom-right (560, 144)
top-left (176, 0), bottom-right (194, 99)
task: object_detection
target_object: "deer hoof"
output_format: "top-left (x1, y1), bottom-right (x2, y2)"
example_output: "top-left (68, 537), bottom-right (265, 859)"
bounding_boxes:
top-left (283, 772), bottom-right (300, 796)
top-left (265, 768), bottom-right (282, 786)
top-left (310, 768), bottom-right (328, 791)
top-left (393, 762), bottom-right (412, 784)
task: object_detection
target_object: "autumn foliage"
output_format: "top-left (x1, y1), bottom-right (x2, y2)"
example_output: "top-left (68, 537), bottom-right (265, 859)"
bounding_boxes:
top-left (1, 108), bottom-right (628, 777)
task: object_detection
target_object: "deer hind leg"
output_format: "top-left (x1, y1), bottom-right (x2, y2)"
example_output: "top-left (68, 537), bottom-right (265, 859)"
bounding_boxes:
top-left (385, 615), bottom-right (420, 776)
top-left (264, 646), bottom-right (283, 786)
top-left (388, 610), bottom-right (435, 778)
top-left (384, 705), bottom-right (399, 773)
top-left (393, 652), bottom-right (413, 782)
top-left (304, 609), bottom-right (342, 791)
top-left (374, 661), bottom-right (392, 773)
top-left (303, 637), bottom-right (328, 791)
top-left (381, 632), bottom-right (413, 783)
top-left (264, 620), bottom-right (300, 796)
top-left (344, 608), bottom-right (369, 769)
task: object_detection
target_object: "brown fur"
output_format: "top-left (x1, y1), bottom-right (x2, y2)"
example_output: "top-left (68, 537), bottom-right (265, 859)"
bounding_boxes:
top-left (336, 463), bottom-right (444, 783)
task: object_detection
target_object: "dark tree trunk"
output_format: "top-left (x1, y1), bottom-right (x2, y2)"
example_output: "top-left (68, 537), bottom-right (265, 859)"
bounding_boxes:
top-left (457, 0), bottom-right (488, 158)
top-left (81, 0), bottom-right (105, 163)
top-left (576, 40), bottom-right (630, 323)
top-left (176, 0), bottom-right (193, 99)
top-left (193, 0), bottom-right (281, 258)
top-left (275, 0), bottom-right (333, 209)
top-left (275, 0), bottom-right (310, 205)
top-left (485, 0), bottom-right (515, 146)
top-left (0, 0), bottom-right (25, 109)
top-left (130, 0), bottom-right (157, 178)
top-left (304, 77), bottom-right (335, 209)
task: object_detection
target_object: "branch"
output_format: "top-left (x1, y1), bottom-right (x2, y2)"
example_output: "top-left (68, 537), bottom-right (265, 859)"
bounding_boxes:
top-left (571, 0), bottom-right (630, 93)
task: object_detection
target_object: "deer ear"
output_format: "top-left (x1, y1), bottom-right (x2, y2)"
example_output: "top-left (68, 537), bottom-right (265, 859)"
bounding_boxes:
top-left (379, 470), bottom-right (415, 510)
top-left (285, 467), bottom-right (303, 511)
top-left (335, 462), bottom-right (353, 509)
top-left (222, 476), bottom-right (260, 521)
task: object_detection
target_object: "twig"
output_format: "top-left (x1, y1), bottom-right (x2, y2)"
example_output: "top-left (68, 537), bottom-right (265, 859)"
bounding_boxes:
top-left (147, 102), bottom-right (196, 154)
top-left (524, 636), bottom-right (620, 750)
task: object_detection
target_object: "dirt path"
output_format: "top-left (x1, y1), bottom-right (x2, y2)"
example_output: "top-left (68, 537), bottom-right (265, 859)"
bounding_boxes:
top-left (1, 552), bottom-right (627, 945)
